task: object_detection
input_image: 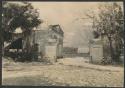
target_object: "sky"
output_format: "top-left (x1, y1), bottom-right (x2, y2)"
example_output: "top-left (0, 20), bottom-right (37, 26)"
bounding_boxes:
top-left (30, 2), bottom-right (100, 47)
top-left (14, 2), bottom-right (123, 47)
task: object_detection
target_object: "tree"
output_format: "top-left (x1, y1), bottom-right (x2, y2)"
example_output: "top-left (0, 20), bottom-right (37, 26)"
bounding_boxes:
top-left (2, 2), bottom-right (42, 57)
top-left (91, 3), bottom-right (124, 62)
top-left (92, 30), bottom-right (100, 38)
top-left (2, 2), bottom-right (42, 41)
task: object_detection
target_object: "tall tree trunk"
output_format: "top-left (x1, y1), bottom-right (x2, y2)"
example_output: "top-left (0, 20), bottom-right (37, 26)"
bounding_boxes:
top-left (23, 29), bottom-right (31, 53)
top-left (114, 35), bottom-right (123, 62)
top-left (1, 28), bottom-right (4, 57)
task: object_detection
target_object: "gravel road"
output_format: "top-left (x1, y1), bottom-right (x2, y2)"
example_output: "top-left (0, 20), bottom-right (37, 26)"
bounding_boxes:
top-left (2, 57), bottom-right (124, 87)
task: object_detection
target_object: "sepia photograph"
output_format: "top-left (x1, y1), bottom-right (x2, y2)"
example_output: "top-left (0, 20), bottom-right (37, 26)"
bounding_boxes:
top-left (1, 1), bottom-right (124, 87)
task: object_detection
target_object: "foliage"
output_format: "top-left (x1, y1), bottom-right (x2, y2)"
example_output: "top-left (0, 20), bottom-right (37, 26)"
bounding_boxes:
top-left (2, 2), bottom-right (42, 41)
top-left (92, 30), bottom-right (100, 39)
top-left (93, 3), bottom-right (124, 61)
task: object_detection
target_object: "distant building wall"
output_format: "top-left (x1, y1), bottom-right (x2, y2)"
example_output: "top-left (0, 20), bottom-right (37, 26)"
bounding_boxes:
top-left (63, 47), bottom-right (78, 54)
top-left (78, 47), bottom-right (89, 54)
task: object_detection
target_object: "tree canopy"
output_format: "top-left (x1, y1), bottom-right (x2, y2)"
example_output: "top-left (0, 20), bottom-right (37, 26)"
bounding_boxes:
top-left (2, 2), bottom-right (42, 41)
top-left (93, 3), bottom-right (124, 61)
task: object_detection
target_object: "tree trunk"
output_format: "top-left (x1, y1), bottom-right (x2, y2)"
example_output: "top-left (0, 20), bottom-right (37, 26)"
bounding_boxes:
top-left (0, 28), bottom-right (4, 57)
top-left (23, 30), bottom-right (31, 53)
top-left (114, 36), bottom-right (123, 62)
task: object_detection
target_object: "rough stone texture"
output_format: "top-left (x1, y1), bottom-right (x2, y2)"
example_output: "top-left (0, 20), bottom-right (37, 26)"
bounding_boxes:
top-left (90, 39), bottom-right (103, 63)
top-left (22, 25), bottom-right (64, 63)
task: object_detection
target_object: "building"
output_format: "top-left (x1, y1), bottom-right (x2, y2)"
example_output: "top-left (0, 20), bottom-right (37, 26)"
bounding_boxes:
top-left (22, 24), bottom-right (64, 63)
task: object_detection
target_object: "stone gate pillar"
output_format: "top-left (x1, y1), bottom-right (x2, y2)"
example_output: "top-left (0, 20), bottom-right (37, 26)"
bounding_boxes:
top-left (89, 39), bottom-right (103, 64)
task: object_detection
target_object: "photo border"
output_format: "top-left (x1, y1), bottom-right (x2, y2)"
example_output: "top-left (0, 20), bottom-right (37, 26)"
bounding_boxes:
top-left (0, 0), bottom-right (124, 88)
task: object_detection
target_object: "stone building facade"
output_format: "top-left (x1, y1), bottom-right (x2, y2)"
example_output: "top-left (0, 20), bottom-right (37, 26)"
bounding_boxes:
top-left (22, 24), bottom-right (64, 63)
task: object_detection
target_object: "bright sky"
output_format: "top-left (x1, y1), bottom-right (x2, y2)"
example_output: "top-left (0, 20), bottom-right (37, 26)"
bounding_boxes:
top-left (30, 2), bottom-right (100, 47)
top-left (31, 2), bottom-right (99, 25)
top-left (15, 2), bottom-right (123, 47)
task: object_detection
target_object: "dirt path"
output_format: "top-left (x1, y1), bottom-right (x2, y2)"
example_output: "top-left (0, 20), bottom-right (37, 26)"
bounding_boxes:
top-left (57, 57), bottom-right (124, 72)
top-left (2, 58), bottom-right (124, 87)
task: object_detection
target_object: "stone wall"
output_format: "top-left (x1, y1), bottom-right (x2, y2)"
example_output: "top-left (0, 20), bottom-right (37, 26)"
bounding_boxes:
top-left (32, 30), bottom-right (48, 56)
top-left (90, 44), bottom-right (103, 63)
top-left (22, 25), bottom-right (64, 63)
top-left (89, 39), bottom-right (103, 64)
